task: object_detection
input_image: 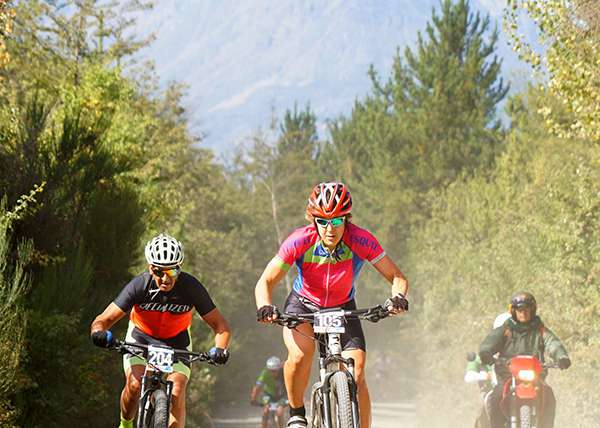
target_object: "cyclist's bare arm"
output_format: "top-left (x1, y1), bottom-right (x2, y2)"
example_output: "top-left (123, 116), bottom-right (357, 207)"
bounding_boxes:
top-left (90, 302), bottom-right (127, 333)
top-left (201, 308), bottom-right (231, 349)
top-left (373, 255), bottom-right (409, 297)
top-left (250, 384), bottom-right (263, 402)
top-left (255, 257), bottom-right (288, 309)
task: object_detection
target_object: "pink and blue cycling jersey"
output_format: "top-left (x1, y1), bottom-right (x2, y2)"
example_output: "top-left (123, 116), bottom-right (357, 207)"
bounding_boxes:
top-left (275, 223), bottom-right (386, 307)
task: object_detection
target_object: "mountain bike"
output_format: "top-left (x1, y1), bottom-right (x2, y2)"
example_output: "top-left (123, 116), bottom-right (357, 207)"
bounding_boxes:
top-left (274, 304), bottom-right (391, 428)
top-left (251, 398), bottom-right (289, 428)
top-left (112, 339), bottom-right (212, 428)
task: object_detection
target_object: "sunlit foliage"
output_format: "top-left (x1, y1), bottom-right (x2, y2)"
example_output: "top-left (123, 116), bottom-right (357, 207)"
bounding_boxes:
top-left (504, 0), bottom-right (600, 142)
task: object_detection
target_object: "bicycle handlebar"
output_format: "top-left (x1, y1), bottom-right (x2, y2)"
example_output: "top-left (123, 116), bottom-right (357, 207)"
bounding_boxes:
top-left (112, 339), bottom-right (213, 365)
top-left (272, 304), bottom-right (392, 329)
top-left (493, 356), bottom-right (560, 370)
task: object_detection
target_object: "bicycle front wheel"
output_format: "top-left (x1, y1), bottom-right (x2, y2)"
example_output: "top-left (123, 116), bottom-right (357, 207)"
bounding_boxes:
top-left (151, 389), bottom-right (169, 428)
top-left (330, 371), bottom-right (354, 428)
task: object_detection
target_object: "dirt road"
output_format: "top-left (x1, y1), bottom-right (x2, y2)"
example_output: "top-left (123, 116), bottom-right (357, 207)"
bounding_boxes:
top-left (212, 401), bottom-right (416, 428)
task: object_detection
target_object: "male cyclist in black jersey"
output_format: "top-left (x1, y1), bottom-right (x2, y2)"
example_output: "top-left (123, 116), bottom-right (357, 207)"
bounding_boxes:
top-left (90, 233), bottom-right (231, 428)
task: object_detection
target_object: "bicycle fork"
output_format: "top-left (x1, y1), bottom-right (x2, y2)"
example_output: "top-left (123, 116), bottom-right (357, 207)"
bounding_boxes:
top-left (138, 373), bottom-right (174, 421)
top-left (314, 334), bottom-right (360, 428)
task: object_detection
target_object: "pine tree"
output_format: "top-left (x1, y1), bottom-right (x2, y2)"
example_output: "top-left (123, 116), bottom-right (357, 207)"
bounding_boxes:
top-left (327, 0), bottom-right (509, 251)
top-left (375, 0), bottom-right (508, 186)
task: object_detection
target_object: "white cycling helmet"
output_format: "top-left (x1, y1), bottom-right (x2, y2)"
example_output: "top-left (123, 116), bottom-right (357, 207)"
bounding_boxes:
top-left (266, 356), bottom-right (282, 370)
top-left (144, 233), bottom-right (184, 267)
top-left (493, 312), bottom-right (511, 329)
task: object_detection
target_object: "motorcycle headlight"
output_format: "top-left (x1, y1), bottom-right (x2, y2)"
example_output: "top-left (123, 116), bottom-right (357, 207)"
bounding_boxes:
top-left (518, 369), bottom-right (536, 382)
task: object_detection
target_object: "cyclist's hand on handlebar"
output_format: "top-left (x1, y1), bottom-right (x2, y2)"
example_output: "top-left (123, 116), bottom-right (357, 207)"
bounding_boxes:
top-left (257, 305), bottom-right (280, 323)
top-left (385, 293), bottom-right (409, 314)
top-left (208, 347), bottom-right (230, 365)
top-left (91, 330), bottom-right (114, 348)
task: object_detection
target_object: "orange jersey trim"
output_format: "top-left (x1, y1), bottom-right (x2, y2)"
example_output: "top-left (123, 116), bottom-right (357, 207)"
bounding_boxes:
top-left (131, 305), bottom-right (193, 338)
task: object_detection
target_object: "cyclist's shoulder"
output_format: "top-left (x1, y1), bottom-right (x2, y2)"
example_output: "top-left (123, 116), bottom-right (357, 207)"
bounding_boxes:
top-left (124, 271), bottom-right (152, 289)
top-left (279, 225), bottom-right (318, 251)
top-left (174, 272), bottom-right (210, 294)
top-left (288, 224), bottom-right (318, 239)
top-left (114, 272), bottom-right (152, 309)
top-left (344, 222), bottom-right (376, 236)
top-left (177, 271), bottom-right (199, 283)
top-left (342, 223), bottom-right (381, 249)
top-left (256, 367), bottom-right (270, 381)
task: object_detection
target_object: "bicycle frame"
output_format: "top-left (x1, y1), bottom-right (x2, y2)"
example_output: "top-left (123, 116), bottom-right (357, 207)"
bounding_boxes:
top-left (112, 340), bottom-right (211, 427)
top-left (137, 367), bottom-right (174, 427)
top-left (275, 304), bottom-right (390, 428)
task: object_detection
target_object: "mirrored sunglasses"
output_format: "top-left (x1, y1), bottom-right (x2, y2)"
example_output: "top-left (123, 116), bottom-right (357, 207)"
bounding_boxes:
top-left (151, 266), bottom-right (181, 278)
top-left (315, 216), bottom-right (345, 228)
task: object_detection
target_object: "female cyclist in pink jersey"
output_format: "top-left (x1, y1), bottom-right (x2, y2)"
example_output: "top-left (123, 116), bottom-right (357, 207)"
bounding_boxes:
top-left (255, 182), bottom-right (409, 428)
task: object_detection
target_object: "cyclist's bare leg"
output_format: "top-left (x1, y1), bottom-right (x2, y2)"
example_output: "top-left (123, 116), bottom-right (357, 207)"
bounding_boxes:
top-left (283, 322), bottom-right (315, 408)
top-left (121, 365), bottom-right (145, 420)
top-left (261, 404), bottom-right (270, 428)
top-left (343, 349), bottom-right (370, 428)
top-left (167, 372), bottom-right (188, 428)
top-left (276, 404), bottom-right (286, 428)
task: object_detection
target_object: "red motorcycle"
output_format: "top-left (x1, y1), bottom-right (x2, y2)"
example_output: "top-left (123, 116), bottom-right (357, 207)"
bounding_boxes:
top-left (497, 355), bottom-right (557, 428)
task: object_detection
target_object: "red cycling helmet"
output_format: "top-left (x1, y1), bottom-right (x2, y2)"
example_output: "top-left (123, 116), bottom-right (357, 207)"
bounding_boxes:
top-left (306, 182), bottom-right (352, 219)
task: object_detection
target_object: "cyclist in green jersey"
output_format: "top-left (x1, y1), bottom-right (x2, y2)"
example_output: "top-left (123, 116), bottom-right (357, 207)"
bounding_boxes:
top-left (251, 356), bottom-right (287, 428)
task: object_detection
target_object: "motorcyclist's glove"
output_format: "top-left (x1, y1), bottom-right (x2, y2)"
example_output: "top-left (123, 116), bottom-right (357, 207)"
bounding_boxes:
top-left (256, 305), bottom-right (280, 322)
top-left (91, 330), bottom-right (114, 348)
top-left (558, 357), bottom-right (571, 370)
top-left (385, 293), bottom-right (409, 312)
top-left (479, 351), bottom-right (494, 366)
top-left (208, 347), bottom-right (230, 365)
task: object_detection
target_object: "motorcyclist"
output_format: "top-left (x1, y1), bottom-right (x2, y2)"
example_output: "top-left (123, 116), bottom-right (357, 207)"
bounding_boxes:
top-left (251, 356), bottom-right (287, 428)
top-left (464, 313), bottom-right (510, 428)
top-left (479, 292), bottom-right (571, 428)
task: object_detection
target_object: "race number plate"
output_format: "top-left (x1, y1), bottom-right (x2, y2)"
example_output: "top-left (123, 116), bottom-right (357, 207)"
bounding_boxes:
top-left (147, 345), bottom-right (175, 373)
top-left (313, 311), bottom-right (345, 333)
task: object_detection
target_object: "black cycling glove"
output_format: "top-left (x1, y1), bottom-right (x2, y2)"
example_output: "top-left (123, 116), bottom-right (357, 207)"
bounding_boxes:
top-left (208, 347), bottom-right (230, 365)
top-left (91, 330), bottom-right (114, 348)
top-left (385, 293), bottom-right (409, 312)
top-left (558, 357), bottom-right (571, 370)
top-left (257, 305), bottom-right (280, 322)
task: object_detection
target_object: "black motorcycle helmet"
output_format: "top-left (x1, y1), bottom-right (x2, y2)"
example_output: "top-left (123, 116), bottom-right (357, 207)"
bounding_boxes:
top-left (510, 291), bottom-right (537, 321)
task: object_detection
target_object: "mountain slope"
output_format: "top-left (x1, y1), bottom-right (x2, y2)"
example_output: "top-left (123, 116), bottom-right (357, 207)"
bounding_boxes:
top-left (134, 0), bottom-right (528, 153)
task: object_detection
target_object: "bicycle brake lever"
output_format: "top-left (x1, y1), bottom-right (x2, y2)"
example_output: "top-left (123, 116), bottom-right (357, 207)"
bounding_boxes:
top-left (363, 310), bottom-right (382, 323)
top-left (286, 319), bottom-right (301, 329)
top-left (365, 314), bottom-right (381, 323)
top-left (366, 306), bottom-right (390, 323)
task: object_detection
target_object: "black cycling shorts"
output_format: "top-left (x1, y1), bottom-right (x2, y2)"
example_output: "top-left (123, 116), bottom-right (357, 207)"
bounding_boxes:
top-left (283, 292), bottom-right (366, 351)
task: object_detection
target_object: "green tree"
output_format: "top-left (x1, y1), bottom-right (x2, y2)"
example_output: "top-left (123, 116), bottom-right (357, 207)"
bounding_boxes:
top-left (0, 0), bottom-right (14, 72)
top-left (505, 0), bottom-right (600, 142)
top-left (3, 0), bottom-right (153, 91)
top-left (0, 186), bottom-right (43, 426)
top-left (408, 87), bottom-right (600, 426)
top-left (235, 105), bottom-right (320, 291)
top-left (326, 0), bottom-right (508, 253)
top-left (0, 2), bottom-right (219, 425)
